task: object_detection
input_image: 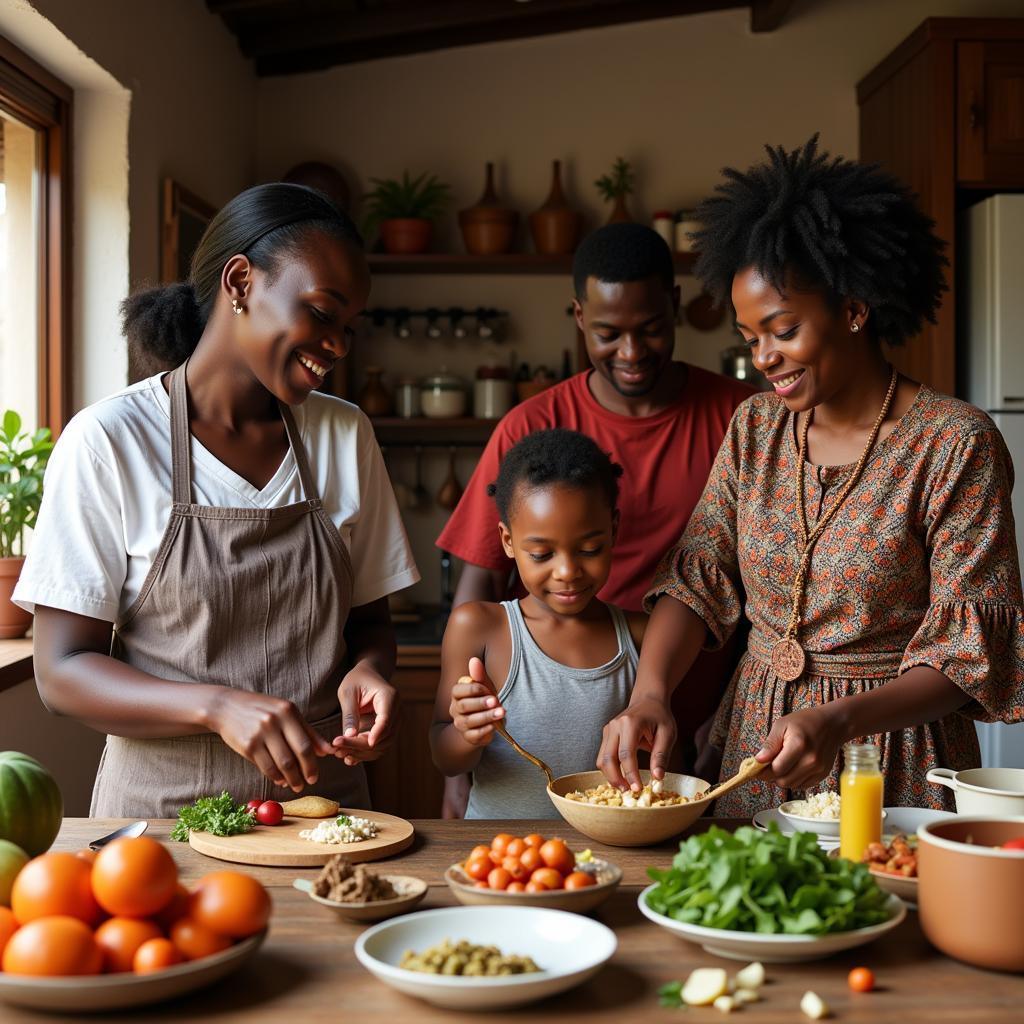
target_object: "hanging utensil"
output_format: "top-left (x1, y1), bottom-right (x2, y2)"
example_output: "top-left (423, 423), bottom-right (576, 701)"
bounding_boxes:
top-left (436, 447), bottom-right (463, 510)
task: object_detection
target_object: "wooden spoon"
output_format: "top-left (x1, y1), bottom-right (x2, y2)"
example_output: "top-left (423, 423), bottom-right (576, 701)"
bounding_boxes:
top-left (692, 756), bottom-right (768, 805)
top-left (457, 675), bottom-right (554, 787)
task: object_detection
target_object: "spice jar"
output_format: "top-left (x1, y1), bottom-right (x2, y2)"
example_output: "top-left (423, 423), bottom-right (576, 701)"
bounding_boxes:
top-left (652, 210), bottom-right (674, 249)
top-left (420, 373), bottom-right (468, 419)
top-left (395, 376), bottom-right (420, 418)
top-left (839, 742), bottom-right (884, 862)
top-left (474, 366), bottom-right (513, 419)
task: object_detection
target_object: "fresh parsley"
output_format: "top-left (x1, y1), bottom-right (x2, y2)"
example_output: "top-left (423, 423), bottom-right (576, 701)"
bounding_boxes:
top-left (336, 814), bottom-right (351, 827)
top-left (645, 824), bottom-right (891, 935)
top-left (170, 792), bottom-right (256, 842)
top-left (657, 980), bottom-right (688, 1009)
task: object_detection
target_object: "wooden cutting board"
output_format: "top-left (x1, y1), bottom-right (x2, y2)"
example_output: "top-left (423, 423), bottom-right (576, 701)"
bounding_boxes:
top-left (187, 810), bottom-right (415, 867)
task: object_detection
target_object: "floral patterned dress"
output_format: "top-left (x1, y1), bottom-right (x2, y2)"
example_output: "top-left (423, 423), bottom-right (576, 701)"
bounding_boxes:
top-left (646, 385), bottom-right (1024, 816)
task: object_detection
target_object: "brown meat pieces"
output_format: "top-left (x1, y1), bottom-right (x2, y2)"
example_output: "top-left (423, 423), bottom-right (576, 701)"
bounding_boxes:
top-left (311, 855), bottom-right (397, 903)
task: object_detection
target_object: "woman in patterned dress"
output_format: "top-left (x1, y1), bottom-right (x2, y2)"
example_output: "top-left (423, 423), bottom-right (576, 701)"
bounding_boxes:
top-left (597, 137), bottom-right (1024, 815)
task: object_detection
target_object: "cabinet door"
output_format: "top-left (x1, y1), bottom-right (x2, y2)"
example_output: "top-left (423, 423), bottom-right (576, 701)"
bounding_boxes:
top-left (958, 41), bottom-right (1024, 186)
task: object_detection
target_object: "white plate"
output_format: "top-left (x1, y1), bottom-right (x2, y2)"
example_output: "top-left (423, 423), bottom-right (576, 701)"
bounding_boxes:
top-left (354, 905), bottom-right (616, 1009)
top-left (752, 809), bottom-right (839, 849)
top-left (638, 886), bottom-right (905, 963)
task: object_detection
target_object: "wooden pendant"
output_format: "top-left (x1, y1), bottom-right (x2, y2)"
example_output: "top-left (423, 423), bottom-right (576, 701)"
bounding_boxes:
top-left (771, 637), bottom-right (806, 682)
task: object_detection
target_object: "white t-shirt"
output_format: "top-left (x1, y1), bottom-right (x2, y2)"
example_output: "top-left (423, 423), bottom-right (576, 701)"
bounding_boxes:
top-left (14, 374), bottom-right (419, 622)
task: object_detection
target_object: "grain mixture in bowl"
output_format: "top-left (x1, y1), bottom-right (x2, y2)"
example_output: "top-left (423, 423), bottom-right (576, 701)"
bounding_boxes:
top-left (565, 779), bottom-right (693, 807)
top-left (400, 939), bottom-right (540, 976)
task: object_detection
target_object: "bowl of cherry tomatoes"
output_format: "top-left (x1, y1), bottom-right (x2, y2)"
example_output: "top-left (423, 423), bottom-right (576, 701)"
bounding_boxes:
top-left (445, 833), bottom-right (621, 914)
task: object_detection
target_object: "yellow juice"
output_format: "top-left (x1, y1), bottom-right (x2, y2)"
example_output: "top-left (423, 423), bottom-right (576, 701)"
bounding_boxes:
top-left (839, 764), bottom-right (884, 862)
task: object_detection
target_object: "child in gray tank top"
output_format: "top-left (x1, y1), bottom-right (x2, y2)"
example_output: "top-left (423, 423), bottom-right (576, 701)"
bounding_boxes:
top-left (431, 429), bottom-right (646, 819)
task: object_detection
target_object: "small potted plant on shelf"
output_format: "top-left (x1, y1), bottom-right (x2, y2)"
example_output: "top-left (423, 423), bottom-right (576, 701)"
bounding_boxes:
top-left (362, 171), bottom-right (452, 255)
top-left (0, 410), bottom-right (53, 639)
top-left (594, 157), bottom-right (635, 224)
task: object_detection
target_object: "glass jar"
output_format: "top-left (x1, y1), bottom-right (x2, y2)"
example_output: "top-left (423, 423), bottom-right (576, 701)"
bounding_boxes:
top-left (839, 742), bottom-right (884, 862)
top-left (395, 376), bottom-right (420, 418)
top-left (420, 373), bottom-right (467, 419)
top-left (474, 366), bottom-right (513, 419)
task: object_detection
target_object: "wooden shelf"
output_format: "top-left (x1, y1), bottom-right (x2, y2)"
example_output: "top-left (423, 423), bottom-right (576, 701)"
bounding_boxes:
top-left (370, 417), bottom-right (497, 446)
top-left (367, 252), bottom-right (697, 275)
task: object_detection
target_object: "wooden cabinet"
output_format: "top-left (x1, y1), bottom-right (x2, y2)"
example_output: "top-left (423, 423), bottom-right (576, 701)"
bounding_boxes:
top-left (858, 17), bottom-right (1024, 396)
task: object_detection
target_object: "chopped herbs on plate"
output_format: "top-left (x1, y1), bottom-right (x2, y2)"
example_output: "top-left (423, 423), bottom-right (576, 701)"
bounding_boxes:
top-left (645, 824), bottom-right (891, 935)
top-left (170, 791), bottom-right (256, 842)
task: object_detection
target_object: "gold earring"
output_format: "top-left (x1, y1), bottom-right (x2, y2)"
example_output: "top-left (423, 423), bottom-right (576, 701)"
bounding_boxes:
top-left (851, 322), bottom-right (860, 333)
top-left (232, 298), bottom-right (243, 315)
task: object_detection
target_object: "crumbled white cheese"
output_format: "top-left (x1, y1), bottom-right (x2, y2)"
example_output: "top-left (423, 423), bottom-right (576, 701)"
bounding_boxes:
top-left (299, 815), bottom-right (378, 845)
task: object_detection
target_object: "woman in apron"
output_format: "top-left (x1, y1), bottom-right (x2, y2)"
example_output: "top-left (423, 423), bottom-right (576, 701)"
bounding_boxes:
top-left (15, 183), bottom-right (419, 816)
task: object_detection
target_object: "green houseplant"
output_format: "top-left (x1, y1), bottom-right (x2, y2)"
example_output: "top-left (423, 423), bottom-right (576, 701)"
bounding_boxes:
top-left (594, 157), bottom-right (635, 224)
top-left (362, 171), bottom-right (452, 255)
top-left (0, 410), bottom-right (54, 639)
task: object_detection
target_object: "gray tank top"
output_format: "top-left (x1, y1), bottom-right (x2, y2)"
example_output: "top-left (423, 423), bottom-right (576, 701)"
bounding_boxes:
top-left (465, 599), bottom-right (638, 820)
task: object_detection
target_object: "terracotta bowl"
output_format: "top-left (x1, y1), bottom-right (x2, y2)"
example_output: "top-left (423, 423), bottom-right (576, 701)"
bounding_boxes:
top-left (917, 816), bottom-right (1024, 972)
top-left (547, 771), bottom-right (710, 847)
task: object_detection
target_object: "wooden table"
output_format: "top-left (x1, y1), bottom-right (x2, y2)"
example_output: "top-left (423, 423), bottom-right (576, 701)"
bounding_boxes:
top-left (8, 817), bottom-right (1021, 1023)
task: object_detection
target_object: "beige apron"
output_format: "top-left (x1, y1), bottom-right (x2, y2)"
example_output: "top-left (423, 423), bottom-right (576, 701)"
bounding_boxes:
top-left (90, 362), bottom-right (370, 817)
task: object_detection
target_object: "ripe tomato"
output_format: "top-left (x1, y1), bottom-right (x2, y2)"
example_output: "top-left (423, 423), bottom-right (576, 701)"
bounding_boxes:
top-left (246, 800), bottom-right (263, 813)
top-left (490, 833), bottom-right (515, 857)
top-left (153, 882), bottom-right (192, 931)
top-left (170, 917), bottom-right (233, 960)
top-left (468, 845), bottom-right (492, 861)
top-left (472, 880), bottom-right (489, 889)
top-left (2, 916), bottom-right (102, 976)
top-left (95, 917), bottom-right (163, 973)
top-left (539, 839), bottom-right (575, 876)
top-left (92, 837), bottom-right (178, 919)
top-left (133, 937), bottom-right (183, 974)
top-left (523, 833), bottom-right (545, 849)
top-left (0, 906), bottom-right (17, 959)
top-left (256, 801), bottom-right (283, 826)
top-left (564, 871), bottom-right (597, 890)
top-left (530, 867), bottom-right (564, 890)
top-left (519, 848), bottom-right (543, 874)
top-left (11, 852), bottom-right (101, 926)
top-left (505, 838), bottom-right (526, 858)
top-left (192, 872), bottom-right (270, 939)
top-left (525, 880), bottom-right (549, 893)
top-left (506, 881), bottom-right (527, 893)
top-left (847, 967), bottom-right (875, 993)
top-left (502, 856), bottom-right (530, 883)
top-left (464, 856), bottom-right (491, 882)
top-left (1001, 837), bottom-right (1024, 850)
top-left (486, 867), bottom-right (512, 891)
top-left (74, 848), bottom-right (97, 864)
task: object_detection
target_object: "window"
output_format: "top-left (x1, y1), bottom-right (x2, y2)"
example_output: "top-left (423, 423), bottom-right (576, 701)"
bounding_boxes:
top-left (0, 35), bottom-right (71, 435)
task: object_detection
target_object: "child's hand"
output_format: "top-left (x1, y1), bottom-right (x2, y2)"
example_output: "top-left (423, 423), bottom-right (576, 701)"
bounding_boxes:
top-left (449, 657), bottom-right (505, 748)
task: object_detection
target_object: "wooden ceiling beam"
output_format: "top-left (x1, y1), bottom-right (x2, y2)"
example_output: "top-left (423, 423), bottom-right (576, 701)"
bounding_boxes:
top-left (750, 0), bottom-right (798, 33)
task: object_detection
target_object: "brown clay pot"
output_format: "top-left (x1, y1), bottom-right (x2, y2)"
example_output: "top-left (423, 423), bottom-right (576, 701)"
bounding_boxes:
top-left (529, 160), bottom-right (582, 255)
top-left (379, 218), bottom-right (432, 255)
top-left (357, 367), bottom-right (393, 417)
top-left (459, 163), bottom-right (518, 256)
top-left (606, 193), bottom-right (632, 224)
top-left (0, 556), bottom-right (31, 640)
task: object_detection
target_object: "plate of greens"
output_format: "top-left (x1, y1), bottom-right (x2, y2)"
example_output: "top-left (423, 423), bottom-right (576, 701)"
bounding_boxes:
top-left (638, 824), bottom-right (905, 962)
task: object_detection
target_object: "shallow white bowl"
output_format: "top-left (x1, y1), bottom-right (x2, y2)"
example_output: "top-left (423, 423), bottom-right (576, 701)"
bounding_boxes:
top-left (777, 802), bottom-right (888, 838)
top-left (637, 885), bottom-right (905, 963)
top-left (354, 905), bottom-right (616, 1009)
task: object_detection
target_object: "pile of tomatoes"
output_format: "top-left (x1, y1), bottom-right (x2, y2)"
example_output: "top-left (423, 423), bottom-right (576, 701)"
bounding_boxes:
top-left (0, 837), bottom-right (270, 977)
top-left (462, 833), bottom-right (596, 892)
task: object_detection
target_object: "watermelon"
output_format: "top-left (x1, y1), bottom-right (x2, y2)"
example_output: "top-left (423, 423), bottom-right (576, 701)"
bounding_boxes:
top-left (0, 838), bottom-right (28, 905)
top-left (0, 752), bottom-right (63, 857)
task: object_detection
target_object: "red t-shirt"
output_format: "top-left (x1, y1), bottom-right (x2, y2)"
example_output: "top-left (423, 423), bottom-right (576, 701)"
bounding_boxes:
top-left (437, 364), bottom-right (754, 611)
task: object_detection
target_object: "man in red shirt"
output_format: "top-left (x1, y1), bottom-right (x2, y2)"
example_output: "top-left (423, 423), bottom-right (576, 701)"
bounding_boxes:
top-left (436, 223), bottom-right (754, 815)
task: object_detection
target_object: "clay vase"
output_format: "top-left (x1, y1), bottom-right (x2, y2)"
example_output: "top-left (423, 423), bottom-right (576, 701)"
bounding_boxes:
top-left (436, 448), bottom-right (464, 511)
top-left (357, 367), bottom-right (393, 417)
top-left (0, 556), bottom-right (31, 640)
top-left (529, 160), bottom-right (582, 255)
top-left (379, 217), bottom-right (432, 255)
top-left (606, 193), bottom-right (632, 224)
top-left (459, 163), bottom-right (518, 256)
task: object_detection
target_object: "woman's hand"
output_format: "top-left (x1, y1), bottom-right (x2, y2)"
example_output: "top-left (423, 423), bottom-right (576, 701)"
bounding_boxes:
top-left (449, 656), bottom-right (505, 749)
top-left (755, 703), bottom-right (849, 790)
top-left (597, 694), bottom-right (677, 792)
top-left (331, 663), bottom-right (399, 766)
top-left (208, 688), bottom-right (334, 792)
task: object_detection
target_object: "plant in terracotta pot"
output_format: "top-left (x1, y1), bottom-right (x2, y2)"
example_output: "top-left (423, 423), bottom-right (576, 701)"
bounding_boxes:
top-left (0, 411), bottom-right (53, 639)
top-left (595, 157), bottom-right (635, 224)
top-left (362, 171), bottom-right (451, 255)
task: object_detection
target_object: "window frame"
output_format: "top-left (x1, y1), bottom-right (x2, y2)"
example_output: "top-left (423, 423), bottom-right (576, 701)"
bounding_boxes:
top-left (0, 34), bottom-right (72, 435)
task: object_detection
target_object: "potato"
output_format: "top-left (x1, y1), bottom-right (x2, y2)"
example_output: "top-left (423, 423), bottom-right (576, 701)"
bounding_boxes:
top-left (280, 796), bottom-right (340, 818)
top-left (681, 967), bottom-right (729, 1006)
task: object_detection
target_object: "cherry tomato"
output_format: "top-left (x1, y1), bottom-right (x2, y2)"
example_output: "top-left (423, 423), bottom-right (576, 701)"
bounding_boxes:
top-left (502, 856), bottom-right (530, 883)
top-left (487, 868), bottom-right (512, 891)
top-left (245, 800), bottom-right (262, 813)
top-left (525, 880), bottom-right (549, 893)
top-left (523, 833), bottom-right (545, 849)
top-left (472, 880), bottom-right (489, 890)
top-left (506, 882), bottom-right (526, 893)
top-left (530, 867), bottom-right (564, 890)
top-left (464, 857), bottom-right (492, 882)
top-left (564, 871), bottom-right (597, 890)
top-left (1001, 837), bottom-right (1024, 850)
top-left (539, 839), bottom-right (575, 876)
top-left (848, 967), bottom-right (875, 993)
top-left (520, 848), bottom-right (543, 874)
top-left (505, 838), bottom-right (526, 858)
top-left (490, 833), bottom-right (514, 857)
top-left (469, 845), bottom-right (492, 861)
top-left (255, 801), bottom-right (283, 826)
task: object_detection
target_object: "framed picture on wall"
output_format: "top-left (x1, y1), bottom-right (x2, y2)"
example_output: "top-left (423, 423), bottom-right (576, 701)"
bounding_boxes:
top-left (160, 177), bottom-right (217, 283)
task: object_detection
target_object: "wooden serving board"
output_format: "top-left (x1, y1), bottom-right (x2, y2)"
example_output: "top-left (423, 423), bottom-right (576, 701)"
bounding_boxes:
top-left (187, 810), bottom-right (415, 867)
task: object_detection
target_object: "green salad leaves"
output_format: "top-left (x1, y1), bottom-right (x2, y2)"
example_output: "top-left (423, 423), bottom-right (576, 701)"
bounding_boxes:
top-left (645, 824), bottom-right (891, 935)
top-left (170, 792), bottom-right (256, 843)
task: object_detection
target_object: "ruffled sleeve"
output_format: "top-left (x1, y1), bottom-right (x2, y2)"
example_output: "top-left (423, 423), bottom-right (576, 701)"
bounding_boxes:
top-left (900, 427), bottom-right (1024, 722)
top-left (643, 407), bottom-right (745, 650)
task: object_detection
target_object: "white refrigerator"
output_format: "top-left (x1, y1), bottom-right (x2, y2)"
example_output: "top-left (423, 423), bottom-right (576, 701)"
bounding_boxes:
top-left (962, 193), bottom-right (1024, 768)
